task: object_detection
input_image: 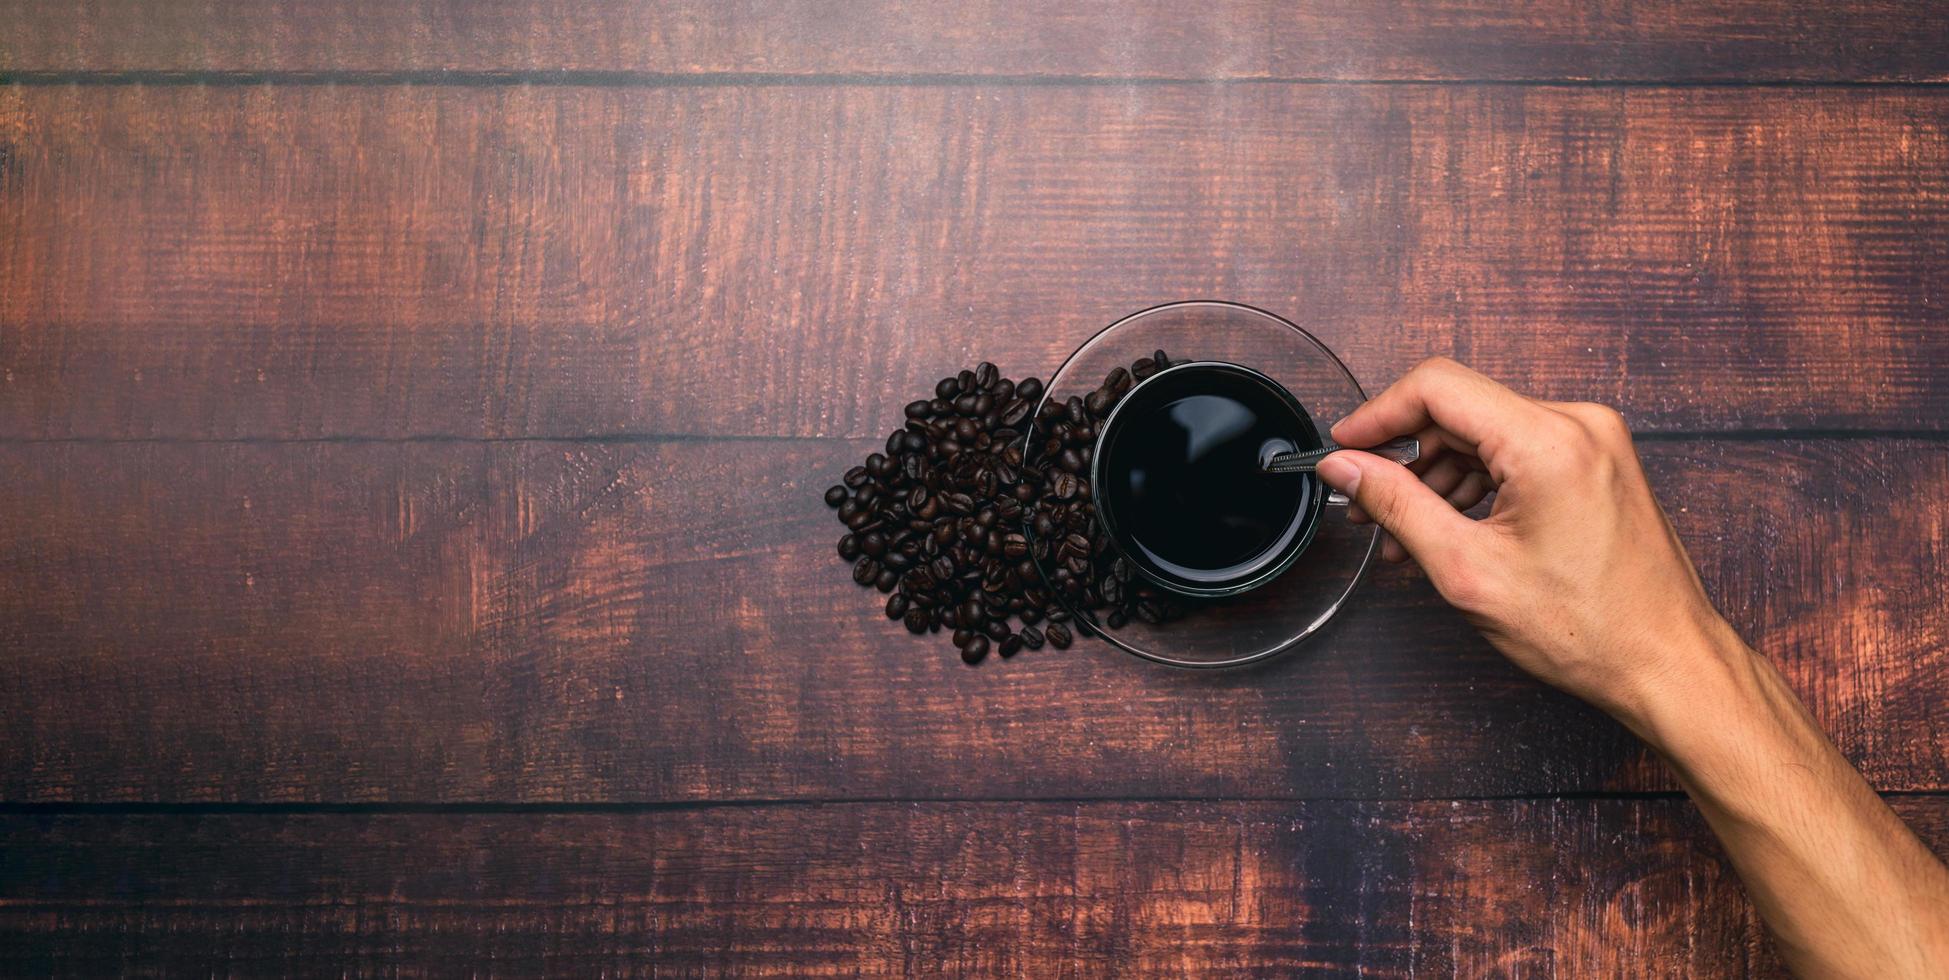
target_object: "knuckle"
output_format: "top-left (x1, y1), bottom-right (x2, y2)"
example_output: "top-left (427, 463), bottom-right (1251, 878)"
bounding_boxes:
top-left (1433, 561), bottom-right (1496, 614)
top-left (1534, 415), bottom-right (1598, 471)
top-left (1414, 355), bottom-right (1463, 379)
top-left (1575, 403), bottom-right (1632, 443)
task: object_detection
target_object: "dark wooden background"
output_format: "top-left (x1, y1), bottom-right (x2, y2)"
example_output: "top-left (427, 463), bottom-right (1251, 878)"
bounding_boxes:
top-left (3, 1), bottom-right (1947, 974)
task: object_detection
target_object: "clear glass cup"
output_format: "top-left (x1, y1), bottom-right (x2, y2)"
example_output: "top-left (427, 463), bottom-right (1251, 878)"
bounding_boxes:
top-left (1025, 301), bottom-right (1380, 669)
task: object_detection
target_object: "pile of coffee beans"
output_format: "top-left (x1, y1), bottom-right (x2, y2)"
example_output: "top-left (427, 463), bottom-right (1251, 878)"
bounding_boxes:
top-left (825, 356), bottom-right (1185, 665)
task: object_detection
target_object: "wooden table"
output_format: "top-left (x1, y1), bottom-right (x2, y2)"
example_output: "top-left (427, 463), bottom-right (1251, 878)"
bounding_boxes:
top-left (3, 2), bottom-right (1946, 974)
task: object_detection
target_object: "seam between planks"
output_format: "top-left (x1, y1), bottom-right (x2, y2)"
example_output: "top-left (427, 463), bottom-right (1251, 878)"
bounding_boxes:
top-left (0, 430), bottom-right (1945, 446)
top-left (3, 791), bottom-right (1947, 814)
top-left (6, 71), bottom-right (1949, 88)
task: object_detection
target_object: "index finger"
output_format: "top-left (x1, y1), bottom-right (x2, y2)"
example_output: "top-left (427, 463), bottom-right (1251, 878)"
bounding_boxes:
top-left (1330, 357), bottom-right (1548, 462)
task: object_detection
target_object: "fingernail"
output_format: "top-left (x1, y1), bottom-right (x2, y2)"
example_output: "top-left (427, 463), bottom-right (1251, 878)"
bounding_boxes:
top-left (1315, 454), bottom-right (1361, 496)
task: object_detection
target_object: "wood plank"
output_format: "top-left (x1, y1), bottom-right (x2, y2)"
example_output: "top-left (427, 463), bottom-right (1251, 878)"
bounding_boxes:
top-left (4, 0), bottom-right (1947, 82)
top-left (4, 85), bottom-right (1947, 439)
top-left (8, 798), bottom-right (1944, 974)
top-left (3, 438), bottom-right (1942, 803)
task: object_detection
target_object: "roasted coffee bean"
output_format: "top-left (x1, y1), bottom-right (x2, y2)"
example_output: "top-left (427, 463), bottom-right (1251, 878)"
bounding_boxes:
top-left (1017, 377), bottom-right (1045, 402)
top-left (883, 551), bottom-right (912, 571)
top-left (946, 493), bottom-right (975, 515)
top-left (957, 369), bottom-right (977, 394)
top-left (854, 484), bottom-right (879, 506)
top-left (875, 570), bottom-right (898, 592)
top-left (1152, 349), bottom-right (1170, 368)
top-left (1065, 396), bottom-right (1088, 426)
top-left (901, 431), bottom-right (928, 454)
top-left (975, 361), bottom-right (999, 389)
top-left (1045, 623), bottom-right (1073, 649)
top-left (960, 599), bottom-right (986, 626)
top-left (1084, 388), bottom-right (1112, 416)
top-left (861, 532), bottom-right (887, 557)
top-left (972, 392), bottom-right (995, 416)
top-left (1104, 366), bottom-right (1132, 395)
top-left (1019, 626), bottom-right (1044, 649)
top-left (1002, 533), bottom-right (1029, 559)
top-left (824, 485), bottom-right (849, 507)
top-left (954, 417), bottom-right (978, 441)
top-left (902, 454), bottom-right (928, 482)
top-left (960, 635), bottom-right (990, 664)
top-left (844, 465), bottom-right (871, 487)
top-left (984, 620), bottom-right (1011, 641)
top-left (953, 627), bottom-right (974, 646)
top-left (1107, 608), bottom-right (1129, 628)
top-left (867, 453), bottom-right (895, 479)
top-left (908, 486), bottom-right (930, 510)
top-left (937, 376), bottom-right (961, 399)
top-left (1019, 606), bottom-right (1043, 626)
top-left (1131, 357), bottom-right (1157, 380)
top-left (1058, 447), bottom-right (1086, 474)
top-left (905, 609), bottom-right (930, 633)
top-left (852, 557), bottom-right (879, 585)
top-left (1052, 472), bottom-right (1079, 499)
top-left (931, 556), bottom-right (955, 581)
top-left (837, 534), bottom-right (861, 560)
top-left (886, 593), bottom-right (910, 620)
top-left (953, 393), bottom-right (978, 416)
top-left (998, 635), bottom-right (1023, 658)
top-left (845, 509), bottom-right (875, 530)
top-left (906, 399), bottom-right (935, 419)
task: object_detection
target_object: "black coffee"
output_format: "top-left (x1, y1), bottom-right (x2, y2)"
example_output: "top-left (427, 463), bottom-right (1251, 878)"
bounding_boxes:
top-left (1096, 362), bottom-right (1322, 592)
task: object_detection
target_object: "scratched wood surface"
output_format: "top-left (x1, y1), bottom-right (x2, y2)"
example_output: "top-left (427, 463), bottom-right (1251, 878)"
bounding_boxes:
top-left (10, 799), bottom-right (1946, 976)
top-left (2, 438), bottom-right (1943, 803)
top-left (4, 0), bottom-right (1947, 975)
top-left (3, 0), bottom-right (1947, 82)
top-left (4, 85), bottom-right (1949, 439)
top-left (5, 800), bottom-right (1946, 975)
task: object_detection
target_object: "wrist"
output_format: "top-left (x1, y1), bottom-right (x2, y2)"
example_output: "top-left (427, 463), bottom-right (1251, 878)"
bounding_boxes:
top-left (1622, 619), bottom-right (1839, 814)
top-left (1610, 614), bottom-right (1764, 757)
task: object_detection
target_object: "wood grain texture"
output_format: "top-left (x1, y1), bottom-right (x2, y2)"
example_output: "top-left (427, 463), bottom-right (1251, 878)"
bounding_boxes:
top-left (3, 0), bottom-right (1947, 82)
top-left (4, 438), bottom-right (1942, 803)
top-left (10, 798), bottom-right (1945, 975)
top-left (4, 85), bottom-right (1948, 439)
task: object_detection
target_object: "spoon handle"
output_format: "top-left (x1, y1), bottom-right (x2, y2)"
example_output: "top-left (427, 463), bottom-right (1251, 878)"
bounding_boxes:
top-left (1265, 436), bottom-right (1421, 474)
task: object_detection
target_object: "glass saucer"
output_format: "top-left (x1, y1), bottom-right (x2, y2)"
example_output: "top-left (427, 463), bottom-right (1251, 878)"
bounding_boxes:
top-left (1024, 301), bottom-right (1379, 669)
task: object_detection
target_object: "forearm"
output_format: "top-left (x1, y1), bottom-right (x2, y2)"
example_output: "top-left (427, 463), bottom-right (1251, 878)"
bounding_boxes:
top-left (1626, 625), bottom-right (1949, 978)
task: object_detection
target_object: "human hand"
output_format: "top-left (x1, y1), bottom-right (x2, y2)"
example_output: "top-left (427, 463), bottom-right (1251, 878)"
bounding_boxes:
top-left (1314, 358), bottom-right (1744, 726)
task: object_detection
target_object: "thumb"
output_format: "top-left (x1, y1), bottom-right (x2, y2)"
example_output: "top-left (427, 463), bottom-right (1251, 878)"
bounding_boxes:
top-left (1315, 450), bottom-right (1476, 572)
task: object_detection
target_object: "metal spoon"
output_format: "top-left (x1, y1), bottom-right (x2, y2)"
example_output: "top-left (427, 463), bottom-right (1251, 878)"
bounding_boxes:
top-left (1264, 436), bottom-right (1421, 474)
